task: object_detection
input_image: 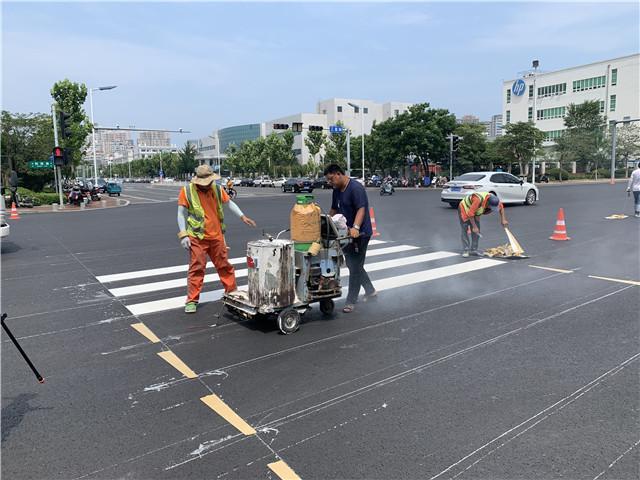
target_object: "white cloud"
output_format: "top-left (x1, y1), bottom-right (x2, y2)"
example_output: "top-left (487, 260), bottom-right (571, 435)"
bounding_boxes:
top-left (473, 3), bottom-right (639, 53)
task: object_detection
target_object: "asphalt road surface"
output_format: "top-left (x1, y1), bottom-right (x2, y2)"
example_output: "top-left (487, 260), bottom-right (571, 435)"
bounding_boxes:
top-left (2, 183), bottom-right (638, 480)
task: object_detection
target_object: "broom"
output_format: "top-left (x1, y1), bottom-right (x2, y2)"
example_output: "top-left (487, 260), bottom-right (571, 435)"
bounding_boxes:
top-left (504, 227), bottom-right (525, 256)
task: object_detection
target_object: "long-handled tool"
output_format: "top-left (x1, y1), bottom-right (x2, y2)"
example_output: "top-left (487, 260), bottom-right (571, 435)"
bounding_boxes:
top-left (1, 313), bottom-right (44, 383)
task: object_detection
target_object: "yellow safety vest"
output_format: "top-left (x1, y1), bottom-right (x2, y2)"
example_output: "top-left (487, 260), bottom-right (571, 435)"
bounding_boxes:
top-left (184, 183), bottom-right (225, 239)
top-left (460, 192), bottom-right (491, 217)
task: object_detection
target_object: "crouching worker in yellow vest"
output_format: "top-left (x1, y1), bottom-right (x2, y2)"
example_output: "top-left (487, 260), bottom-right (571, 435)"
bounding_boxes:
top-left (458, 192), bottom-right (508, 258)
top-left (177, 165), bottom-right (256, 313)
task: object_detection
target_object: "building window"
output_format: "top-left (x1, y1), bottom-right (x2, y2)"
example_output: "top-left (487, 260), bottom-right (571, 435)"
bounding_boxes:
top-left (572, 75), bottom-right (606, 92)
top-left (538, 83), bottom-right (566, 98)
top-left (599, 101), bottom-right (605, 113)
top-left (337, 106), bottom-right (342, 113)
top-left (528, 85), bottom-right (534, 97)
top-left (528, 107), bottom-right (533, 121)
top-left (536, 106), bottom-right (566, 120)
top-left (322, 109), bottom-right (327, 114)
top-left (506, 110), bottom-right (511, 124)
top-left (611, 68), bottom-right (617, 86)
top-left (506, 89), bottom-right (511, 104)
top-left (363, 107), bottom-right (368, 114)
top-left (610, 95), bottom-right (616, 112)
top-left (394, 109), bottom-right (399, 115)
top-left (543, 130), bottom-right (564, 141)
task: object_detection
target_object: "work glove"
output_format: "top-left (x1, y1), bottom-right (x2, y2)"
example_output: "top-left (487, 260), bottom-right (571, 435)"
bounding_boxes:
top-left (180, 236), bottom-right (191, 250)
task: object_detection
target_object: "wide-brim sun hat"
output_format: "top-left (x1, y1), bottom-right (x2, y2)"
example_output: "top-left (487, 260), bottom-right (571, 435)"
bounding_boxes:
top-left (191, 164), bottom-right (221, 186)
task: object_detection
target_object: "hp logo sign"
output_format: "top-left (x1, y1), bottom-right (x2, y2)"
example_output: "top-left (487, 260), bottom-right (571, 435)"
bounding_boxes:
top-left (512, 79), bottom-right (526, 96)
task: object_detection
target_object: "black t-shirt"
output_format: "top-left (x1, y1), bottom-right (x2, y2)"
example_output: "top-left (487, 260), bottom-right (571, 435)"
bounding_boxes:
top-left (331, 179), bottom-right (372, 236)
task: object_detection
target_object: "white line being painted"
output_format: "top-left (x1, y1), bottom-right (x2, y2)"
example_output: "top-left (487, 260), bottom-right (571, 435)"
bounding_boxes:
top-left (97, 240), bottom-right (388, 284)
top-left (127, 254), bottom-right (494, 317)
top-left (108, 244), bottom-right (419, 297)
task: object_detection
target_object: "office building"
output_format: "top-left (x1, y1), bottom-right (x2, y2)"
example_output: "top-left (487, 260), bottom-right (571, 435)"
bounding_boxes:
top-left (458, 114), bottom-right (480, 124)
top-left (265, 113), bottom-right (328, 165)
top-left (502, 54), bottom-right (639, 144)
top-left (489, 114), bottom-right (503, 138)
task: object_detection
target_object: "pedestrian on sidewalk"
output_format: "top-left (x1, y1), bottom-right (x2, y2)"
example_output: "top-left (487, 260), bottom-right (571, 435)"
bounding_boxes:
top-left (324, 163), bottom-right (376, 313)
top-left (458, 192), bottom-right (508, 257)
top-left (177, 165), bottom-right (256, 314)
top-left (626, 161), bottom-right (640, 218)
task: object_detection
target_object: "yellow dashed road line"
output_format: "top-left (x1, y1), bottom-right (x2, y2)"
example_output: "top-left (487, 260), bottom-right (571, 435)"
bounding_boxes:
top-left (268, 460), bottom-right (302, 480)
top-left (529, 265), bottom-right (574, 274)
top-left (130, 322), bottom-right (161, 343)
top-left (200, 394), bottom-right (257, 435)
top-left (589, 275), bottom-right (640, 286)
top-left (157, 350), bottom-right (198, 378)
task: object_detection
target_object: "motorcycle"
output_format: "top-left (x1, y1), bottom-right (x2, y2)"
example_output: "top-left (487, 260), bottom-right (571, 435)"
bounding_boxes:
top-left (89, 187), bottom-right (101, 202)
top-left (224, 185), bottom-right (237, 199)
top-left (67, 186), bottom-right (84, 206)
top-left (380, 181), bottom-right (395, 196)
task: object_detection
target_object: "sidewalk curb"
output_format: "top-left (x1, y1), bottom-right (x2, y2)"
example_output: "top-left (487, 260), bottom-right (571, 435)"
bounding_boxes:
top-left (14, 199), bottom-right (131, 215)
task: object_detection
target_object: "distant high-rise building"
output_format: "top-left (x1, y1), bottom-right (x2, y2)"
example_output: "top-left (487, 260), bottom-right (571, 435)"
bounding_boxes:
top-left (489, 114), bottom-right (503, 138)
top-left (138, 131), bottom-right (171, 147)
top-left (458, 114), bottom-right (480, 124)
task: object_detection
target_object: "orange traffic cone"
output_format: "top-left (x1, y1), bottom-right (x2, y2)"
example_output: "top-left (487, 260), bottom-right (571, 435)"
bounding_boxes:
top-left (369, 207), bottom-right (380, 237)
top-left (550, 208), bottom-right (570, 241)
top-left (10, 202), bottom-right (20, 220)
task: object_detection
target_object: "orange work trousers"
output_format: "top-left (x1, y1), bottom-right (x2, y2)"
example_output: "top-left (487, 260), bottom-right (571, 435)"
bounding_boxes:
top-left (186, 236), bottom-right (236, 304)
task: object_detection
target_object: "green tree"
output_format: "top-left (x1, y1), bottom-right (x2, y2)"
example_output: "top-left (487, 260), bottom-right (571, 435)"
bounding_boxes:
top-left (555, 101), bottom-right (606, 173)
top-left (499, 122), bottom-right (545, 175)
top-left (1, 111), bottom-right (55, 191)
top-left (614, 123), bottom-right (640, 173)
top-left (454, 123), bottom-right (488, 172)
top-left (304, 130), bottom-right (326, 166)
top-left (50, 79), bottom-right (92, 169)
top-left (180, 142), bottom-right (199, 174)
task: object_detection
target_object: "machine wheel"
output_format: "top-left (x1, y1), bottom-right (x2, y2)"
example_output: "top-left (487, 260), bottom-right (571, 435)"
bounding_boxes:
top-left (319, 299), bottom-right (335, 315)
top-left (277, 308), bottom-right (301, 334)
top-left (448, 201), bottom-right (458, 208)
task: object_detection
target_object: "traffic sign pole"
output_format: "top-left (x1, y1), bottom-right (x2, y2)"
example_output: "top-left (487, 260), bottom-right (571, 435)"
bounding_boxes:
top-left (51, 103), bottom-right (64, 208)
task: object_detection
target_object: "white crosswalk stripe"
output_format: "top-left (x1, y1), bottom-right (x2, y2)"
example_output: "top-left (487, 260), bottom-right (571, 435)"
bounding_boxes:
top-left (93, 240), bottom-right (504, 317)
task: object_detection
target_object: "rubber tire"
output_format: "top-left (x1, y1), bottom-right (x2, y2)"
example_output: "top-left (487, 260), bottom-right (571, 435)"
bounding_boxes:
top-left (525, 189), bottom-right (536, 205)
top-left (117, 193), bottom-right (120, 196)
top-left (319, 299), bottom-right (335, 315)
top-left (448, 202), bottom-right (458, 208)
top-left (277, 308), bottom-right (300, 334)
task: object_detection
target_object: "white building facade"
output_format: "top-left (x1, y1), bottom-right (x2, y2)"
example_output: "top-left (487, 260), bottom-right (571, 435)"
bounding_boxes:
top-left (265, 113), bottom-right (328, 165)
top-left (502, 54), bottom-right (639, 145)
top-left (316, 98), bottom-right (413, 137)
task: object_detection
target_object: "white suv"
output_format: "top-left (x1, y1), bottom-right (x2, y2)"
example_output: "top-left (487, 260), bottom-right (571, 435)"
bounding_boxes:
top-left (255, 175), bottom-right (273, 187)
top-left (1, 195), bottom-right (10, 238)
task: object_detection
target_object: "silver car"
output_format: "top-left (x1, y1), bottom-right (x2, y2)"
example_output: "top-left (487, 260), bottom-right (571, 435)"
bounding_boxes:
top-left (441, 172), bottom-right (539, 208)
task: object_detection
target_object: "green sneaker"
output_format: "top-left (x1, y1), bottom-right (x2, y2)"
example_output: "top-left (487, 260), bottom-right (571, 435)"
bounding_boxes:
top-left (184, 302), bottom-right (197, 314)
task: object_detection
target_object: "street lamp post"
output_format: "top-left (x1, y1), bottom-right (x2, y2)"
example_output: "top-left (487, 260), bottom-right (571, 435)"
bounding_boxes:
top-left (89, 85), bottom-right (117, 186)
top-left (348, 102), bottom-right (365, 181)
top-left (530, 60), bottom-right (539, 186)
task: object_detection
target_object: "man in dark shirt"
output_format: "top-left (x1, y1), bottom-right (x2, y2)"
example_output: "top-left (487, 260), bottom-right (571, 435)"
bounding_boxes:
top-left (324, 164), bottom-right (376, 313)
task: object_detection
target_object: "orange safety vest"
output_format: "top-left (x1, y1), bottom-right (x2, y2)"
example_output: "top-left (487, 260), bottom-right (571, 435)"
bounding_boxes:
top-left (459, 192), bottom-right (492, 218)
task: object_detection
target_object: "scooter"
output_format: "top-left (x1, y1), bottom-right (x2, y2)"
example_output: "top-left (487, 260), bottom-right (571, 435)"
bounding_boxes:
top-left (225, 185), bottom-right (237, 199)
top-left (380, 181), bottom-right (395, 196)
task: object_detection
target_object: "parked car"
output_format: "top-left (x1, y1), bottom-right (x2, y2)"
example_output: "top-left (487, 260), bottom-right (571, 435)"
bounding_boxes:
top-left (282, 178), bottom-right (314, 193)
top-left (312, 177), bottom-right (331, 189)
top-left (232, 177), bottom-right (242, 187)
top-left (256, 175), bottom-right (273, 188)
top-left (105, 182), bottom-right (122, 196)
top-left (0, 194), bottom-right (9, 238)
top-left (96, 178), bottom-right (107, 193)
top-left (441, 172), bottom-right (539, 208)
top-left (240, 178), bottom-right (254, 187)
top-left (273, 177), bottom-right (287, 188)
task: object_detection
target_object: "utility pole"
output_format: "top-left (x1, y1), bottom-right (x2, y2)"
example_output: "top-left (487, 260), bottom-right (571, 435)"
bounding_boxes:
top-left (346, 128), bottom-right (351, 176)
top-left (51, 104), bottom-right (64, 208)
top-left (449, 135), bottom-right (454, 180)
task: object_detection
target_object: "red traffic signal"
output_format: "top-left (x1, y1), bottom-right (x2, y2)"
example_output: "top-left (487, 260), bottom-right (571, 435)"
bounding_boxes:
top-left (52, 146), bottom-right (69, 166)
top-left (53, 146), bottom-right (64, 159)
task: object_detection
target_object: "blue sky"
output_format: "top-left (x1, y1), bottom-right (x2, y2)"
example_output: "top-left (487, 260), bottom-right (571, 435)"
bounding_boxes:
top-left (3, 1), bottom-right (639, 140)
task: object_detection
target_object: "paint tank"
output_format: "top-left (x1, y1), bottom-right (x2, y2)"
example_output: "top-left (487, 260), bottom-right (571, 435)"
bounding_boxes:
top-left (246, 239), bottom-right (296, 312)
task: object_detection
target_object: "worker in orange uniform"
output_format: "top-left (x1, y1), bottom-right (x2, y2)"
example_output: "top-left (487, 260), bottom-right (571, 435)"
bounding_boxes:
top-left (177, 165), bottom-right (256, 313)
top-left (458, 192), bottom-right (508, 257)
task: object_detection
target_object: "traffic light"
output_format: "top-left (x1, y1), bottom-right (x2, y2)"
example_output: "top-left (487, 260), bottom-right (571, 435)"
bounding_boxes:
top-left (308, 125), bottom-right (323, 132)
top-left (58, 110), bottom-right (73, 139)
top-left (273, 123), bottom-right (289, 130)
top-left (53, 146), bottom-right (64, 166)
top-left (452, 135), bottom-right (461, 152)
top-left (292, 122), bottom-right (303, 133)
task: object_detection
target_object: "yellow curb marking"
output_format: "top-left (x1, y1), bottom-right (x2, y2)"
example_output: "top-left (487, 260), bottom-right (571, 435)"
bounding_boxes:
top-left (267, 460), bottom-right (301, 480)
top-left (200, 394), bottom-right (256, 435)
top-left (130, 323), bottom-right (161, 343)
top-left (529, 265), bottom-right (574, 274)
top-left (157, 351), bottom-right (197, 378)
top-left (588, 275), bottom-right (640, 287)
